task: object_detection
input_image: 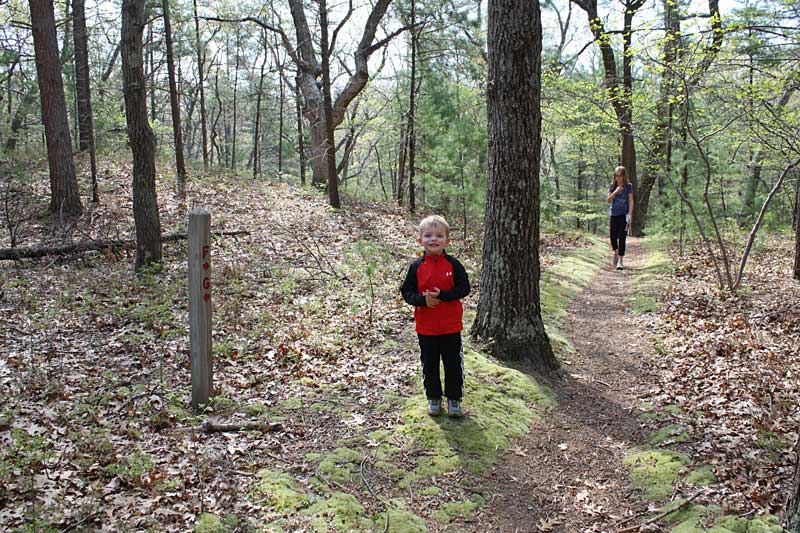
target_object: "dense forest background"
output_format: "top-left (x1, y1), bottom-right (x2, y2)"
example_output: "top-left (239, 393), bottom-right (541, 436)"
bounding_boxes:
top-left (1, 0), bottom-right (797, 251)
top-left (1, 0), bottom-right (800, 531)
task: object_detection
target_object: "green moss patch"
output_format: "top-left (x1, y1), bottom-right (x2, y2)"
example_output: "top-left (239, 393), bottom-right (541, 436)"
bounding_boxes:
top-left (317, 447), bottom-right (364, 484)
top-left (255, 469), bottom-right (310, 513)
top-left (685, 464), bottom-right (716, 486)
top-left (301, 491), bottom-right (374, 532)
top-left (194, 513), bottom-right (224, 533)
top-left (373, 501), bottom-right (428, 533)
top-left (431, 495), bottom-right (485, 523)
top-left (650, 424), bottom-right (690, 445)
top-left (624, 449), bottom-right (690, 501)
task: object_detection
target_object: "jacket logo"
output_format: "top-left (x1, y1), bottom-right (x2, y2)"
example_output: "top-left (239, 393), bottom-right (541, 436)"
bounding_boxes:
top-left (445, 272), bottom-right (452, 277)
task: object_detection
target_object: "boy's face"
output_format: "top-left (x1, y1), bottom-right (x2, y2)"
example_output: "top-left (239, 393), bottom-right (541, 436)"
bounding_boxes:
top-left (418, 224), bottom-right (448, 256)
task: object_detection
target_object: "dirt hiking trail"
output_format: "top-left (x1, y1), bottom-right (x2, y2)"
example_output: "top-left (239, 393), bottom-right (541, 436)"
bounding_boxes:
top-left (474, 237), bottom-right (654, 532)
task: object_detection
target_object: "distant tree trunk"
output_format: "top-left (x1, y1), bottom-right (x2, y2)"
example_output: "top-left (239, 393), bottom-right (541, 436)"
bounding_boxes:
top-left (122, 0), bottom-right (163, 270)
top-left (396, 120), bottom-right (407, 205)
top-left (295, 79), bottom-right (306, 186)
top-left (73, 0), bottom-right (99, 203)
top-left (632, 0), bottom-right (678, 235)
top-left (147, 24), bottom-right (157, 123)
top-left (472, 0), bottom-right (556, 370)
top-left (252, 38), bottom-right (266, 180)
top-left (192, 0), bottom-right (209, 167)
top-left (4, 89), bottom-right (37, 152)
top-left (29, 0), bottom-right (83, 217)
top-left (162, 0), bottom-right (186, 197)
top-left (795, 178), bottom-right (800, 280)
top-left (405, 0), bottom-right (418, 213)
top-left (318, 0), bottom-right (340, 208)
top-left (576, 156), bottom-right (585, 230)
top-left (231, 26), bottom-right (239, 170)
top-left (278, 68), bottom-right (285, 176)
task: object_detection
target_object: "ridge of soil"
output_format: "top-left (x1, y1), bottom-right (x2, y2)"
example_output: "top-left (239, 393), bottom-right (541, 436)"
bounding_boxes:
top-left (474, 237), bottom-right (652, 532)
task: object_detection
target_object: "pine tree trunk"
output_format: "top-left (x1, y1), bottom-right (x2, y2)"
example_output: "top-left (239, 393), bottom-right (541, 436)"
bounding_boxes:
top-left (472, 0), bottom-right (556, 370)
top-left (162, 0), bottom-right (186, 197)
top-left (29, 0), bottom-right (83, 217)
top-left (122, 0), bottom-right (163, 270)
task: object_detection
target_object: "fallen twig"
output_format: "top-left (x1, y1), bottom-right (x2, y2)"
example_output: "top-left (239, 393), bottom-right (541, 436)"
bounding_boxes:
top-left (170, 420), bottom-right (283, 434)
top-left (0, 230), bottom-right (251, 260)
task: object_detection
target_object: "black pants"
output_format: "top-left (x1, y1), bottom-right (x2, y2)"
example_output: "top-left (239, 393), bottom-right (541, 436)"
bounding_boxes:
top-left (609, 215), bottom-right (628, 257)
top-left (418, 332), bottom-right (464, 401)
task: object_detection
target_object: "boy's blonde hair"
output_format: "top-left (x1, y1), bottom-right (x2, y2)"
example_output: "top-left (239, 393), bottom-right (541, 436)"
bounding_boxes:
top-left (419, 215), bottom-right (450, 237)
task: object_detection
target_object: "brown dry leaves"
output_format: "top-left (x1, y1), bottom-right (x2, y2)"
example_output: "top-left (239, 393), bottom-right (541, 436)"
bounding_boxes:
top-left (640, 237), bottom-right (800, 513)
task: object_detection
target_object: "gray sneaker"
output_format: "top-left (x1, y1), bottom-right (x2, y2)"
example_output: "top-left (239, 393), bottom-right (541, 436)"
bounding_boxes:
top-left (616, 258), bottom-right (624, 270)
top-left (427, 399), bottom-right (441, 416)
top-left (447, 399), bottom-right (463, 418)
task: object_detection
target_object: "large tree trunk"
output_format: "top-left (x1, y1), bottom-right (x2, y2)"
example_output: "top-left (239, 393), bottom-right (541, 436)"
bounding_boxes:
top-left (122, 0), bottom-right (162, 270)
top-left (29, 0), bottom-right (83, 218)
top-left (471, 0), bottom-right (556, 370)
top-left (163, 0), bottom-right (187, 198)
top-left (632, 0), bottom-right (678, 235)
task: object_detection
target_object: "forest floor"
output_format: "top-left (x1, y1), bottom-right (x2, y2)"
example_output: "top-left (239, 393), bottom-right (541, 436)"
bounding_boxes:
top-left (1, 162), bottom-right (798, 532)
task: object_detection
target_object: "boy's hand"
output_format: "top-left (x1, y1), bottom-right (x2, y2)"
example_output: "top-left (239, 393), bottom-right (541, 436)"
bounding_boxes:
top-left (423, 287), bottom-right (441, 307)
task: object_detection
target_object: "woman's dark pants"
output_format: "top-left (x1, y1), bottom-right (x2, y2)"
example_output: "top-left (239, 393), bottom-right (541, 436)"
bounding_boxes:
top-left (609, 214), bottom-right (628, 256)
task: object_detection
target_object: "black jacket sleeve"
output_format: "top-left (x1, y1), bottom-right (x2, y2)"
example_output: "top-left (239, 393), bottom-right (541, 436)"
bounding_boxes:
top-left (400, 259), bottom-right (426, 307)
top-left (438, 255), bottom-right (470, 301)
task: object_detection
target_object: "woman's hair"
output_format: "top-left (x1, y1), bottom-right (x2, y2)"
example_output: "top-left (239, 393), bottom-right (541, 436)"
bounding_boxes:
top-left (611, 166), bottom-right (629, 188)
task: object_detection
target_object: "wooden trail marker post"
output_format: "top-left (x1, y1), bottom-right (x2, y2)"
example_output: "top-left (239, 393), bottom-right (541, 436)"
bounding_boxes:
top-left (189, 208), bottom-right (213, 411)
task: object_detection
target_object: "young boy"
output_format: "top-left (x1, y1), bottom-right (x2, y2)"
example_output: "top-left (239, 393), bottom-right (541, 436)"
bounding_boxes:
top-left (400, 215), bottom-right (471, 417)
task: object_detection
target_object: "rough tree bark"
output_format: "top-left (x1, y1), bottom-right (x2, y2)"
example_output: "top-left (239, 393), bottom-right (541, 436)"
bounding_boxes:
top-left (122, 0), bottom-right (163, 270)
top-left (162, 0), bottom-right (187, 198)
top-left (29, 0), bottom-right (83, 217)
top-left (318, 0), bottom-right (340, 207)
top-left (471, 0), bottom-right (556, 370)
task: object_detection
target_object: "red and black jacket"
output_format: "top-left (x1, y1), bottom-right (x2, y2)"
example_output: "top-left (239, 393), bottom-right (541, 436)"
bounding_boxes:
top-left (400, 252), bottom-right (470, 336)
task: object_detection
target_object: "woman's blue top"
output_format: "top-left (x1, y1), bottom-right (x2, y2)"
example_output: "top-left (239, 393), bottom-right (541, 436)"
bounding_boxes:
top-left (609, 183), bottom-right (633, 216)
